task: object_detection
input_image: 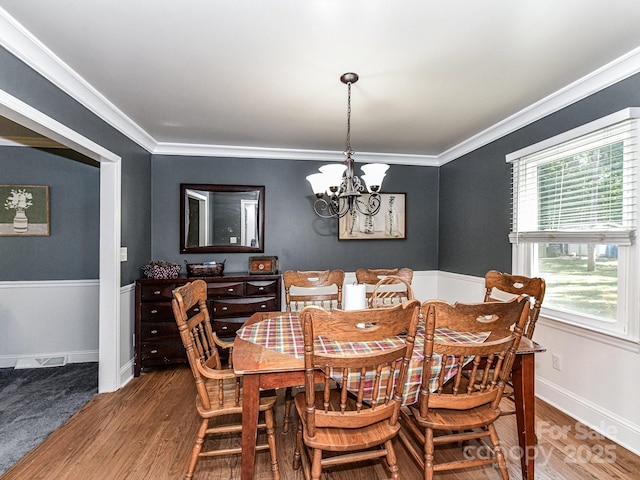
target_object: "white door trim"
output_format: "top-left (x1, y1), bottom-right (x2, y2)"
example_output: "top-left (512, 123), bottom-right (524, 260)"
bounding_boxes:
top-left (0, 88), bottom-right (122, 393)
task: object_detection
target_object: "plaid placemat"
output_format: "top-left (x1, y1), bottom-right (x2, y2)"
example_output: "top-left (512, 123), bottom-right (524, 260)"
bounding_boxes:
top-left (236, 314), bottom-right (489, 405)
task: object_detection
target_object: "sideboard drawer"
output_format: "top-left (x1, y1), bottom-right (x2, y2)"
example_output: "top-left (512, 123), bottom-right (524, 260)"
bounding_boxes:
top-left (246, 280), bottom-right (279, 296)
top-left (140, 284), bottom-right (178, 302)
top-left (140, 342), bottom-right (187, 363)
top-left (212, 296), bottom-right (277, 317)
top-left (139, 303), bottom-right (174, 322)
top-left (140, 322), bottom-right (179, 342)
top-left (212, 318), bottom-right (245, 337)
top-left (140, 302), bottom-right (203, 322)
top-left (208, 282), bottom-right (245, 297)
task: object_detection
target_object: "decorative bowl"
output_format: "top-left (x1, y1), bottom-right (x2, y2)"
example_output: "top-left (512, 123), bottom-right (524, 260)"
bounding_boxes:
top-left (141, 261), bottom-right (182, 279)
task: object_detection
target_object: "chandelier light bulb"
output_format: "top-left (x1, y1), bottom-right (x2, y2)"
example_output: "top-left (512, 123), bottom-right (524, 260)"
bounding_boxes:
top-left (361, 163), bottom-right (389, 191)
top-left (306, 173), bottom-right (328, 196)
top-left (319, 164), bottom-right (347, 190)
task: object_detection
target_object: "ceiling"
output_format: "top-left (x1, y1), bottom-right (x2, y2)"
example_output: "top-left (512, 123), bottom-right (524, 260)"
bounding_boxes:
top-left (2, 1), bottom-right (640, 165)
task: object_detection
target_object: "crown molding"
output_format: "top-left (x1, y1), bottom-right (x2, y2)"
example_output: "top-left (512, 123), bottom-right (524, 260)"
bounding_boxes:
top-left (0, 8), bottom-right (157, 153)
top-left (153, 141), bottom-right (440, 166)
top-left (2, 7), bottom-right (640, 167)
top-left (437, 46), bottom-right (640, 166)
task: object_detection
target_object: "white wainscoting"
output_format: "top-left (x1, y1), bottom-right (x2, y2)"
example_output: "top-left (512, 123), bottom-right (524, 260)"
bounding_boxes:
top-left (0, 280), bottom-right (99, 368)
top-left (0, 280), bottom-right (135, 391)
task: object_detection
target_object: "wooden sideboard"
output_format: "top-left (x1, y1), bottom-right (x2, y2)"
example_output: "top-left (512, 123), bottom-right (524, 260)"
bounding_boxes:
top-left (134, 273), bottom-right (281, 376)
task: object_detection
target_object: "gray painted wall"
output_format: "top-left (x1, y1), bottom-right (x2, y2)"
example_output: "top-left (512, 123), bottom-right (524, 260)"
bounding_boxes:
top-left (0, 147), bottom-right (99, 280)
top-left (151, 156), bottom-right (439, 274)
top-left (438, 71), bottom-right (640, 277)
top-left (0, 47), bottom-right (152, 285)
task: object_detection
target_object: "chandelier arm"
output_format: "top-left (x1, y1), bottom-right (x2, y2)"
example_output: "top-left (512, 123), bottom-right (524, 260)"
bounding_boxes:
top-left (354, 193), bottom-right (382, 217)
top-left (336, 195), bottom-right (356, 218)
top-left (312, 197), bottom-right (339, 219)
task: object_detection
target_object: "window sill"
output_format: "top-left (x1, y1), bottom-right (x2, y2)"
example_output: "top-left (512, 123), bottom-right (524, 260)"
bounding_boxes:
top-left (537, 315), bottom-right (640, 353)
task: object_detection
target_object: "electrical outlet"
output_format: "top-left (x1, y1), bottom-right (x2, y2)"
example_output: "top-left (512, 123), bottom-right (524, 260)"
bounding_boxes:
top-left (552, 353), bottom-right (561, 371)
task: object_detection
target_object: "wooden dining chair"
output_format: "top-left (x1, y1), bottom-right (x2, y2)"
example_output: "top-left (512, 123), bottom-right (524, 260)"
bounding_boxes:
top-left (293, 300), bottom-right (421, 480)
top-left (172, 280), bottom-right (280, 480)
top-left (355, 267), bottom-right (413, 307)
top-left (398, 297), bottom-right (529, 480)
top-left (484, 270), bottom-right (546, 340)
top-left (283, 269), bottom-right (345, 311)
top-left (370, 274), bottom-right (415, 307)
top-left (281, 269), bottom-right (345, 433)
top-left (484, 270), bottom-right (546, 416)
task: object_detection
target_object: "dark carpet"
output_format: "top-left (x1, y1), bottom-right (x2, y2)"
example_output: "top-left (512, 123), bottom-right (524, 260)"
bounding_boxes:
top-left (0, 362), bottom-right (98, 475)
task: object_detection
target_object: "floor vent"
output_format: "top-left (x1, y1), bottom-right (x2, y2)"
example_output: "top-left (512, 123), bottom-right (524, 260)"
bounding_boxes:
top-left (14, 356), bottom-right (68, 369)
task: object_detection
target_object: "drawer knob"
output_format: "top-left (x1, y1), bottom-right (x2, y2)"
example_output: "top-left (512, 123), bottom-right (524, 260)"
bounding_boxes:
top-left (150, 309), bottom-right (158, 314)
top-left (150, 329), bottom-right (158, 334)
top-left (153, 290), bottom-right (161, 295)
top-left (260, 304), bottom-right (267, 309)
top-left (227, 288), bottom-right (234, 292)
top-left (258, 286), bottom-right (264, 291)
top-left (194, 307), bottom-right (199, 312)
top-left (222, 306), bottom-right (228, 311)
top-left (151, 349), bottom-right (158, 354)
top-left (221, 326), bottom-right (228, 330)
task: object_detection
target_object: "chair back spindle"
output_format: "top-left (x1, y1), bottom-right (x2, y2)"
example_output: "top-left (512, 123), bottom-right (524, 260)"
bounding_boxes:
top-left (356, 268), bottom-right (413, 307)
top-left (484, 270), bottom-right (546, 339)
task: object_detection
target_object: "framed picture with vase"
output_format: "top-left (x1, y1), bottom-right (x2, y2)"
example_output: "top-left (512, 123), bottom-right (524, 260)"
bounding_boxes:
top-left (0, 185), bottom-right (50, 236)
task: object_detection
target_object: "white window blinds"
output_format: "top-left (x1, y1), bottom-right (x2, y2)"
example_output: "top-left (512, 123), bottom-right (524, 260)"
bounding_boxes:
top-left (508, 113), bottom-right (638, 245)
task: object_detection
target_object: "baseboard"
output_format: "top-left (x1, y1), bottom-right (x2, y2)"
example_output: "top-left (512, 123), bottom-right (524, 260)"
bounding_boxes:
top-left (537, 377), bottom-right (640, 456)
top-left (119, 358), bottom-right (134, 387)
top-left (0, 350), bottom-right (99, 369)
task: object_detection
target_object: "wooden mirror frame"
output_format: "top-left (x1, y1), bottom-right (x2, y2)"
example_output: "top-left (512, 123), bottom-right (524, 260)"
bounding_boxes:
top-left (180, 184), bottom-right (265, 253)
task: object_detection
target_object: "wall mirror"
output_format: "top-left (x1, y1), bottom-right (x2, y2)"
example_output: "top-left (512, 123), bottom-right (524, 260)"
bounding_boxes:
top-left (180, 184), bottom-right (265, 253)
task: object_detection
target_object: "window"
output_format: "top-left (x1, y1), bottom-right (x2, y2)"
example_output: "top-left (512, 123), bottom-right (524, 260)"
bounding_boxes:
top-left (507, 109), bottom-right (639, 340)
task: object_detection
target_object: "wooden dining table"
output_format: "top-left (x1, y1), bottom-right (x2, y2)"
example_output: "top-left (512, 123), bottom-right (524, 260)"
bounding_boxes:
top-left (233, 311), bottom-right (545, 480)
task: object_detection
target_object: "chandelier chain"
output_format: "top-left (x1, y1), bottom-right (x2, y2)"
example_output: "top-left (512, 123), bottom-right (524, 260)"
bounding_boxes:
top-left (346, 80), bottom-right (352, 153)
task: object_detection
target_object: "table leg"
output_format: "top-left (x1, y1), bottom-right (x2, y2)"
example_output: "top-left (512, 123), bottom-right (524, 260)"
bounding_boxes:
top-left (241, 373), bottom-right (260, 480)
top-left (512, 353), bottom-right (535, 480)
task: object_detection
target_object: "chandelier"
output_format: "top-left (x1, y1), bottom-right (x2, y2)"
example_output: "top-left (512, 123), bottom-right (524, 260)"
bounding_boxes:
top-left (306, 73), bottom-right (389, 219)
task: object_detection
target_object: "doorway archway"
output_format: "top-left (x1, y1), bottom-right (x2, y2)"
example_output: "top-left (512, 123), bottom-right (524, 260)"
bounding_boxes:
top-left (0, 88), bottom-right (122, 393)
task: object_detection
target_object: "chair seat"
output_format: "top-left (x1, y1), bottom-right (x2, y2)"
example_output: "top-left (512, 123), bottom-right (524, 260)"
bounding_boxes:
top-left (197, 377), bottom-right (277, 418)
top-left (294, 390), bottom-right (400, 451)
top-left (408, 404), bottom-right (502, 431)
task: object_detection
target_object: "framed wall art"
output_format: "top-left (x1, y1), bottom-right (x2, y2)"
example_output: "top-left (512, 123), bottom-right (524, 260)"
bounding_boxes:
top-left (248, 256), bottom-right (279, 274)
top-left (338, 192), bottom-right (405, 240)
top-left (0, 185), bottom-right (50, 236)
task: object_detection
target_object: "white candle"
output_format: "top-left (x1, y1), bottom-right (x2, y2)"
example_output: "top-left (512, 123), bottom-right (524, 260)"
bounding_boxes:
top-left (344, 284), bottom-right (367, 311)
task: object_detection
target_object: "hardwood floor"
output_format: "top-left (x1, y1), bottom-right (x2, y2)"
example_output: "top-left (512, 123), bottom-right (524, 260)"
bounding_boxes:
top-left (2, 365), bottom-right (638, 480)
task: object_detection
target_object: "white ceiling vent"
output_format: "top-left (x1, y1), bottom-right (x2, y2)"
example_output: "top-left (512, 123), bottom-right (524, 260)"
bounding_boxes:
top-left (14, 356), bottom-right (68, 369)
